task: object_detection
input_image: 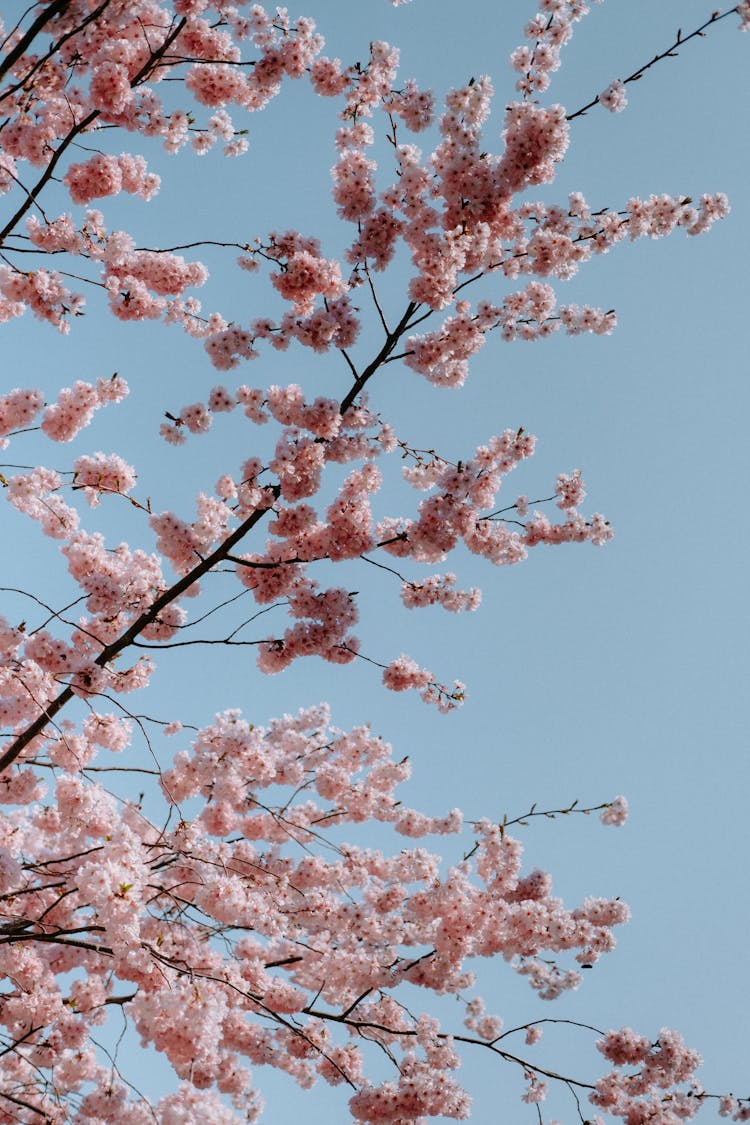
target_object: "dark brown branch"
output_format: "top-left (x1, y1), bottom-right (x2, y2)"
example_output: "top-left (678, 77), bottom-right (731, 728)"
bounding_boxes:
top-left (0, 0), bottom-right (112, 105)
top-left (303, 1007), bottom-right (597, 1090)
top-left (0, 488), bottom-right (279, 772)
top-left (0, 16), bottom-right (187, 246)
top-left (339, 301), bottom-right (419, 415)
top-left (0, 1089), bottom-right (47, 1118)
top-left (0, 0), bottom-right (71, 85)
top-left (133, 636), bottom-right (263, 650)
top-left (0, 106), bottom-right (99, 245)
top-left (567, 7), bottom-right (739, 121)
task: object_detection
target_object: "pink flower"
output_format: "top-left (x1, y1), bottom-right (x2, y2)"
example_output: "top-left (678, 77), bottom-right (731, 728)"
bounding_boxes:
top-left (600, 795), bottom-right (629, 827)
top-left (600, 79), bottom-right (628, 113)
top-left (271, 249), bottom-right (347, 315)
top-left (72, 452), bottom-right (136, 505)
top-left (383, 654), bottom-right (433, 693)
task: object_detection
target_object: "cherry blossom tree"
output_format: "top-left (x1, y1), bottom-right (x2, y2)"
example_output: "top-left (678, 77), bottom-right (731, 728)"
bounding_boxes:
top-left (0, 1), bottom-right (746, 1121)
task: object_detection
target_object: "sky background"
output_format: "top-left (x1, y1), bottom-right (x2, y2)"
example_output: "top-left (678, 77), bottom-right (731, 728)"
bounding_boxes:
top-left (2, 0), bottom-right (749, 1120)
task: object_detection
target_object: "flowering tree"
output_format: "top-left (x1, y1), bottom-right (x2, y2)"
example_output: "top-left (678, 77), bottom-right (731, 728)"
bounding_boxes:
top-left (0, 1), bottom-right (746, 1121)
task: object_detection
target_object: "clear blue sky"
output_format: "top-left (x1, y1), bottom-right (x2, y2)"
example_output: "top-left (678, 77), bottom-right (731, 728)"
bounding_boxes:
top-left (2, 1), bottom-right (748, 1119)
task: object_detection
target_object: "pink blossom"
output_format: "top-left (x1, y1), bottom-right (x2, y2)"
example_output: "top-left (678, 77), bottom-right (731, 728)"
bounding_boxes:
top-left (72, 452), bottom-right (136, 505)
top-left (0, 267), bottom-right (84, 332)
top-left (600, 795), bottom-right (629, 827)
top-left (600, 79), bottom-right (628, 113)
top-left (522, 1073), bottom-right (548, 1103)
top-left (382, 653), bottom-right (433, 693)
top-left (41, 378), bottom-right (127, 442)
top-left (310, 56), bottom-right (350, 96)
top-left (556, 468), bottom-right (586, 510)
top-left (0, 386), bottom-right (44, 443)
top-left (89, 62), bottom-right (134, 115)
top-left (0, 4), bottom-right (742, 1121)
top-left (271, 249), bottom-right (347, 315)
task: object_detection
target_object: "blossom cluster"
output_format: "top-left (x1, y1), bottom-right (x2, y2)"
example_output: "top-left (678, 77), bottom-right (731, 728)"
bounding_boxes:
top-left (0, 700), bottom-right (637, 1122)
top-left (149, 383), bottom-right (611, 697)
top-left (592, 1027), bottom-right (712, 1125)
top-left (0, 1), bottom-right (746, 1121)
top-left (510, 0), bottom-right (604, 97)
top-left (0, 375), bottom-right (127, 453)
top-left (2, 365), bottom-right (610, 725)
top-left (600, 79), bottom-right (628, 113)
top-left (0, 0), bottom-right (732, 367)
top-left (0, 2), bottom-right (331, 334)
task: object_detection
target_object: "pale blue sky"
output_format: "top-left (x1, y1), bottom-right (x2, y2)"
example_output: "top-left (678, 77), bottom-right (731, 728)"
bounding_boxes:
top-left (2, 1), bottom-right (748, 1120)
